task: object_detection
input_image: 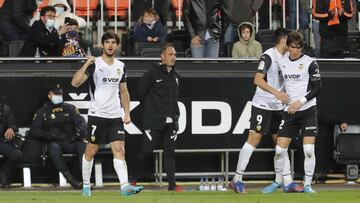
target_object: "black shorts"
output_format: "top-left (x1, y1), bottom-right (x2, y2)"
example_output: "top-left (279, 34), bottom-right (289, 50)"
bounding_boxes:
top-left (278, 106), bottom-right (318, 138)
top-left (249, 106), bottom-right (282, 136)
top-left (86, 116), bottom-right (125, 144)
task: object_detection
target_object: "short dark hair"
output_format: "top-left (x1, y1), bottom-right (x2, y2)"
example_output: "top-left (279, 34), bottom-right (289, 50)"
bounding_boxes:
top-left (101, 32), bottom-right (120, 45)
top-left (68, 18), bottom-right (79, 26)
top-left (40, 6), bottom-right (56, 17)
top-left (161, 43), bottom-right (175, 54)
top-left (239, 23), bottom-right (253, 37)
top-left (286, 31), bottom-right (304, 48)
top-left (274, 28), bottom-right (289, 44)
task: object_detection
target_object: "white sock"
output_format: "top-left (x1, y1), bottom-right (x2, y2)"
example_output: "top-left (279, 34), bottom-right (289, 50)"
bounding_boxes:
top-left (274, 145), bottom-right (289, 186)
top-left (303, 144), bottom-right (315, 186)
top-left (234, 142), bottom-right (255, 182)
top-left (274, 151), bottom-right (291, 184)
top-left (113, 159), bottom-right (129, 190)
top-left (82, 155), bottom-right (94, 187)
top-left (282, 152), bottom-right (293, 185)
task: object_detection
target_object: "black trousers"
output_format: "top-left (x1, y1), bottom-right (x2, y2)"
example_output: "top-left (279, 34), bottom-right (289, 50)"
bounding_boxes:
top-left (137, 123), bottom-right (177, 190)
top-left (47, 140), bottom-right (86, 174)
top-left (0, 142), bottom-right (22, 175)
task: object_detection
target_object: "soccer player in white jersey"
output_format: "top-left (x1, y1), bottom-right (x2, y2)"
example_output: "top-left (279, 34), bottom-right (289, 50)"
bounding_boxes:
top-left (275, 31), bottom-right (321, 194)
top-left (71, 32), bottom-right (143, 196)
top-left (229, 28), bottom-right (303, 194)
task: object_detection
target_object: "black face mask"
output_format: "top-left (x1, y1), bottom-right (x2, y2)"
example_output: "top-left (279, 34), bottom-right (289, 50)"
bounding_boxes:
top-left (67, 30), bottom-right (78, 38)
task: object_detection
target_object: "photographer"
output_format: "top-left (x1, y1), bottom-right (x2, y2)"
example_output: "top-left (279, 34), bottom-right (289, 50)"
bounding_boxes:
top-left (29, 83), bottom-right (86, 189)
top-left (0, 95), bottom-right (22, 189)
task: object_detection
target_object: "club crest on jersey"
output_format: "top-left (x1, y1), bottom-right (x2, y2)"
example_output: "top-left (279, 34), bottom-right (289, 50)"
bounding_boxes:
top-left (256, 125), bottom-right (261, 131)
top-left (116, 69), bottom-right (122, 75)
top-left (258, 61), bottom-right (265, 70)
top-left (91, 136), bottom-right (96, 142)
top-left (298, 64), bottom-right (304, 71)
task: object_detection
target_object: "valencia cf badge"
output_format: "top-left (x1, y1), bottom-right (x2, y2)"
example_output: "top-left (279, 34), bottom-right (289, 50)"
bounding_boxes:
top-left (91, 136), bottom-right (96, 142)
top-left (298, 64), bottom-right (304, 71)
top-left (116, 69), bottom-right (122, 75)
top-left (256, 125), bottom-right (261, 131)
top-left (50, 113), bottom-right (56, 119)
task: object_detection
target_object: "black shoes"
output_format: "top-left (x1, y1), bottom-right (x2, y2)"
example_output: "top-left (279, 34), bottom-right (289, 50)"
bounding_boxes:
top-left (62, 171), bottom-right (83, 189)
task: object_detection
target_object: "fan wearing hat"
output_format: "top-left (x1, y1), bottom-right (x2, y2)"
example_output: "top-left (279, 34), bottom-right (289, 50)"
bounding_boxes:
top-left (29, 83), bottom-right (87, 189)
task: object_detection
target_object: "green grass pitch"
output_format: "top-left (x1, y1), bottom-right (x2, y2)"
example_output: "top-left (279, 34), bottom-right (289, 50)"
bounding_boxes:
top-left (0, 190), bottom-right (360, 203)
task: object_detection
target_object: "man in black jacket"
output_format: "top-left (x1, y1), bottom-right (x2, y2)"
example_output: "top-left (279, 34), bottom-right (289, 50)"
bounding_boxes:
top-left (136, 43), bottom-right (180, 191)
top-left (0, 0), bottom-right (37, 42)
top-left (183, 0), bottom-right (229, 57)
top-left (0, 95), bottom-right (22, 189)
top-left (18, 6), bottom-right (69, 57)
top-left (29, 83), bottom-right (86, 189)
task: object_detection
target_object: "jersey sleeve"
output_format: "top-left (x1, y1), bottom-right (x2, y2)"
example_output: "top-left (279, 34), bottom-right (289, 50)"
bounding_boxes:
top-left (120, 66), bottom-right (127, 83)
top-left (304, 60), bottom-right (321, 101)
top-left (257, 54), bottom-right (272, 74)
top-left (85, 64), bottom-right (95, 78)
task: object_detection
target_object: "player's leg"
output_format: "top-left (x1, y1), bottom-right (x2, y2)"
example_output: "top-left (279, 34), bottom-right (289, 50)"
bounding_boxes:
top-left (162, 123), bottom-right (179, 191)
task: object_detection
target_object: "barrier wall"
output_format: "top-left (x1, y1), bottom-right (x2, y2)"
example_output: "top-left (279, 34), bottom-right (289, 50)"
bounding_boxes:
top-left (0, 58), bottom-right (360, 181)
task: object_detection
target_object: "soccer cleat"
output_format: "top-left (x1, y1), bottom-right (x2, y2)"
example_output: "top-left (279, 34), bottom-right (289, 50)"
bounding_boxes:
top-left (228, 180), bottom-right (246, 193)
top-left (121, 184), bottom-right (144, 196)
top-left (303, 185), bottom-right (316, 194)
top-left (282, 182), bottom-right (304, 193)
top-left (262, 182), bottom-right (282, 193)
top-left (82, 186), bottom-right (91, 197)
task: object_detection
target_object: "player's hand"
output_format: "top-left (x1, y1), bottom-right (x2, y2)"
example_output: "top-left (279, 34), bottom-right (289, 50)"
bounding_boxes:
top-left (191, 35), bottom-right (201, 48)
top-left (147, 36), bottom-right (152, 42)
top-left (4, 128), bottom-right (15, 140)
top-left (340, 123), bottom-right (348, 132)
top-left (153, 37), bottom-right (159, 42)
top-left (275, 91), bottom-right (289, 104)
top-left (123, 114), bottom-right (131, 125)
top-left (85, 56), bottom-right (95, 67)
top-left (288, 100), bottom-right (302, 115)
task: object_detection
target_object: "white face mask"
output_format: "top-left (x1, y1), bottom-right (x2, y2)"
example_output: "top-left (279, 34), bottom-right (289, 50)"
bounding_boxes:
top-left (51, 95), bottom-right (63, 105)
top-left (55, 6), bottom-right (65, 16)
top-left (46, 19), bottom-right (55, 29)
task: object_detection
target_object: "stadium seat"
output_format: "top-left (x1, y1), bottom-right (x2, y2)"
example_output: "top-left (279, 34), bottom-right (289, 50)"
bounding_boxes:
top-left (333, 125), bottom-right (360, 181)
top-left (134, 42), bottom-right (163, 57)
top-left (256, 29), bottom-right (276, 44)
top-left (104, 0), bottom-right (128, 20)
top-left (8, 40), bottom-right (25, 57)
top-left (73, 0), bottom-right (99, 19)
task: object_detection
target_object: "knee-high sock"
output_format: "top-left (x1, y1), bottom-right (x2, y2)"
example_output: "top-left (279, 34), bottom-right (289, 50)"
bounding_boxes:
top-left (82, 155), bottom-right (94, 187)
top-left (274, 145), bottom-right (290, 185)
top-left (113, 159), bottom-right (129, 190)
top-left (275, 151), bottom-right (292, 184)
top-left (234, 142), bottom-right (255, 182)
top-left (303, 144), bottom-right (315, 186)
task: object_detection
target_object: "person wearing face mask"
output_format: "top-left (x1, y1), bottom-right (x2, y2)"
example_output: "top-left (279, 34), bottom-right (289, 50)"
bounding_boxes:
top-left (59, 18), bottom-right (87, 57)
top-left (18, 6), bottom-right (69, 57)
top-left (30, 0), bottom-right (86, 30)
top-left (134, 8), bottom-right (165, 42)
top-left (29, 83), bottom-right (87, 189)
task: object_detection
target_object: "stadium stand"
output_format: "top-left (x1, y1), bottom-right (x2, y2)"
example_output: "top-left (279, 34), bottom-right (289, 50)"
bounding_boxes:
top-left (104, 0), bottom-right (129, 20)
top-left (8, 41), bottom-right (25, 57)
top-left (73, 0), bottom-right (99, 20)
top-left (33, 0), bottom-right (50, 16)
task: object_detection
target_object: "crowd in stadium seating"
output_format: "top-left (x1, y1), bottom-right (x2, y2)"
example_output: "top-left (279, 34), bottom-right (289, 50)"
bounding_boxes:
top-left (0, 0), bottom-right (358, 58)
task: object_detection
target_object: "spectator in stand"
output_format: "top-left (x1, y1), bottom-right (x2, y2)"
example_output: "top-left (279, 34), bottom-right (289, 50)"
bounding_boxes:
top-left (0, 0), bottom-right (37, 42)
top-left (232, 22), bottom-right (262, 58)
top-left (223, 0), bottom-right (263, 43)
top-left (59, 18), bottom-right (87, 57)
top-left (288, 0), bottom-right (311, 47)
top-left (313, 0), bottom-right (354, 58)
top-left (183, 0), bottom-right (229, 58)
top-left (31, 0), bottom-right (86, 30)
top-left (18, 6), bottom-right (70, 57)
top-left (134, 8), bottom-right (165, 43)
top-left (133, 0), bottom-right (169, 41)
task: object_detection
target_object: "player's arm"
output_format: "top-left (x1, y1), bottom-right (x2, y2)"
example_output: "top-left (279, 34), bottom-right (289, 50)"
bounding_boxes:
top-left (253, 54), bottom-right (289, 104)
top-left (119, 68), bottom-right (131, 124)
top-left (71, 56), bottom-right (95, 87)
top-left (288, 60), bottom-right (321, 114)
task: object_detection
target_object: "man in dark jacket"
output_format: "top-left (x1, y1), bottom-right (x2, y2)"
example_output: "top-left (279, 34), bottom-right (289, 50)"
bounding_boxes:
top-left (136, 43), bottom-right (180, 191)
top-left (0, 95), bottom-right (22, 189)
top-left (18, 6), bottom-right (69, 57)
top-left (313, 0), bottom-right (353, 58)
top-left (29, 83), bottom-right (86, 189)
top-left (223, 0), bottom-right (263, 43)
top-left (183, 0), bottom-right (229, 57)
top-left (0, 0), bottom-right (37, 42)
